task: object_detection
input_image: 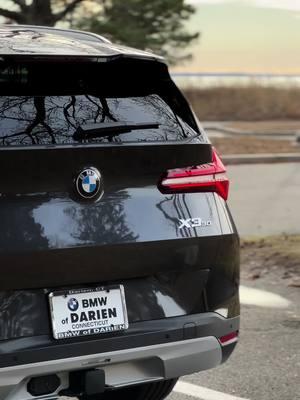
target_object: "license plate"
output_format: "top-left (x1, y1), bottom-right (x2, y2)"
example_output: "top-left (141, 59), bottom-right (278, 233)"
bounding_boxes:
top-left (49, 285), bottom-right (128, 340)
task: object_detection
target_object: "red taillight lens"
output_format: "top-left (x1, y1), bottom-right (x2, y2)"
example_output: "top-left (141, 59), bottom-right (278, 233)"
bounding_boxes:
top-left (218, 331), bottom-right (239, 346)
top-left (159, 148), bottom-right (229, 200)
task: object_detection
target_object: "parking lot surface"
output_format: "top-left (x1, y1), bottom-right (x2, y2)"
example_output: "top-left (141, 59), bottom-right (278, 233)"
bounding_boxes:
top-left (169, 269), bottom-right (300, 400)
top-left (227, 162), bottom-right (300, 236)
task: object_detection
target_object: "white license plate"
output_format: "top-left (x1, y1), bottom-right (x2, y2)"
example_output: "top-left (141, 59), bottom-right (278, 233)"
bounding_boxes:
top-left (49, 285), bottom-right (128, 340)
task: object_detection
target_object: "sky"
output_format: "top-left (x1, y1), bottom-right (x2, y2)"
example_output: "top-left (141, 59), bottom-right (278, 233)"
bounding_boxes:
top-left (0, 0), bottom-right (299, 74)
top-left (173, 0), bottom-right (300, 74)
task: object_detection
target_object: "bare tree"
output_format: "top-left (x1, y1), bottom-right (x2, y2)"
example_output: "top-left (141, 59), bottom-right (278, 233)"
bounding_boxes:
top-left (0, 0), bottom-right (199, 65)
top-left (0, 0), bottom-right (86, 26)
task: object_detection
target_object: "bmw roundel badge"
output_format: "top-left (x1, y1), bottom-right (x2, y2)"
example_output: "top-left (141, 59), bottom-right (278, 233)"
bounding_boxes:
top-left (67, 297), bottom-right (79, 312)
top-left (76, 167), bottom-right (102, 199)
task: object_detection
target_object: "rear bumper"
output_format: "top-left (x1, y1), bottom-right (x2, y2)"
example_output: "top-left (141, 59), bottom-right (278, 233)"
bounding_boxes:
top-left (0, 313), bottom-right (239, 368)
top-left (0, 313), bottom-right (239, 398)
top-left (1, 337), bottom-right (222, 398)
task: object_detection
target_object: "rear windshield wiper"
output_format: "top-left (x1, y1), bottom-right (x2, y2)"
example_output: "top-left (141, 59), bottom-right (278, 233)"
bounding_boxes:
top-left (73, 121), bottom-right (160, 141)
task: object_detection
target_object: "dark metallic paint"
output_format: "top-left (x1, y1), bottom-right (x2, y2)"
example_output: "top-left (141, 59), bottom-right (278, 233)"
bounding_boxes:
top-left (0, 26), bottom-right (163, 61)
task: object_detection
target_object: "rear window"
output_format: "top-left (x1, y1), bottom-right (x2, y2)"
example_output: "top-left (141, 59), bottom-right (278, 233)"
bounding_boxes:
top-left (0, 94), bottom-right (196, 146)
top-left (0, 61), bottom-right (199, 147)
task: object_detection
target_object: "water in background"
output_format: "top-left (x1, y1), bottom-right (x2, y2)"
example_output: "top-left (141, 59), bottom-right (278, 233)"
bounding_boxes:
top-left (171, 73), bottom-right (300, 89)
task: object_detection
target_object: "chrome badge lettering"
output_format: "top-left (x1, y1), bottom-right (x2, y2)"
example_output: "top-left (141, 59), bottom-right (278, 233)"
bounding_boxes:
top-left (178, 218), bottom-right (212, 229)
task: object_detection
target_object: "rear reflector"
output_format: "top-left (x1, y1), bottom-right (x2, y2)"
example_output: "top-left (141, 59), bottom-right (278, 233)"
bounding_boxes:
top-left (219, 331), bottom-right (239, 346)
top-left (159, 148), bottom-right (229, 200)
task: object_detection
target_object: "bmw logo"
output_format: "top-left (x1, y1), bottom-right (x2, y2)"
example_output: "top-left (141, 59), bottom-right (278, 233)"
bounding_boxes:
top-left (76, 167), bottom-right (102, 199)
top-left (67, 298), bottom-right (79, 312)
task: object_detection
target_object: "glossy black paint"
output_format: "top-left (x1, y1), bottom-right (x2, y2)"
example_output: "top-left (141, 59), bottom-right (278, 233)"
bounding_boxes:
top-left (0, 269), bottom-right (209, 341)
top-left (0, 27), bottom-right (239, 370)
top-left (0, 25), bottom-right (162, 61)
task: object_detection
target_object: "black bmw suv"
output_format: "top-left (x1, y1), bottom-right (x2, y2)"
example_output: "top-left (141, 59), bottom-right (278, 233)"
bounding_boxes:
top-left (0, 26), bottom-right (240, 400)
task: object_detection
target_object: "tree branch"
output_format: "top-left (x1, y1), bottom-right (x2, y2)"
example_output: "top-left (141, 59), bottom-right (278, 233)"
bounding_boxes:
top-left (10, 0), bottom-right (27, 10)
top-left (0, 7), bottom-right (23, 22)
top-left (53, 0), bottom-right (84, 22)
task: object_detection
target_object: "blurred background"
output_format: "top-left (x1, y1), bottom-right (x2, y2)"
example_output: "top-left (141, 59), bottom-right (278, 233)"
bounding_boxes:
top-left (0, 1), bottom-right (299, 399)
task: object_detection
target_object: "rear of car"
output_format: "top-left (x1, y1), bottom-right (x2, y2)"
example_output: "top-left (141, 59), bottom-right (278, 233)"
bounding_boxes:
top-left (0, 26), bottom-right (240, 400)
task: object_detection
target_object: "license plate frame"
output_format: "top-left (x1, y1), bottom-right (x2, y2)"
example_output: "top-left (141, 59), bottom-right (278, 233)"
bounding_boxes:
top-left (49, 285), bottom-right (128, 340)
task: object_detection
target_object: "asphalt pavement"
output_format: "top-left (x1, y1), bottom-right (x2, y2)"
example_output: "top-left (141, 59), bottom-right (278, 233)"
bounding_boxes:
top-left (170, 270), bottom-right (300, 400)
top-left (227, 162), bottom-right (300, 236)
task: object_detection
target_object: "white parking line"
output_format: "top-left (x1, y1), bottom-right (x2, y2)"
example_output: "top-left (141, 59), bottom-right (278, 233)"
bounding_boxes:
top-left (174, 381), bottom-right (250, 400)
top-left (240, 285), bottom-right (291, 309)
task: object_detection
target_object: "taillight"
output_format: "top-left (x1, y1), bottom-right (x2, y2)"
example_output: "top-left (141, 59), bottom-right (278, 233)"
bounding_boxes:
top-left (218, 331), bottom-right (239, 346)
top-left (159, 148), bottom-right (229, 200)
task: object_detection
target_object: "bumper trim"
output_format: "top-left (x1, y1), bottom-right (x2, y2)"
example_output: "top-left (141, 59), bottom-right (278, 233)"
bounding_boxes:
top-left (0, 337), bottom-right (222, 400)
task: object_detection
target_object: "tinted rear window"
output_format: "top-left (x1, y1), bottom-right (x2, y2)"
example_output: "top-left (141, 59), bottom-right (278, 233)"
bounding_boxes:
top-left (0, 61), bottom-right (199, 147)
top-left (0, 94), bottom-right (197, 146)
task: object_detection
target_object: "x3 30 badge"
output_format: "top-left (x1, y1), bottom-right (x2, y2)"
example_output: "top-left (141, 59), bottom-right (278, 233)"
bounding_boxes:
top-left (178, 218), bottom-right (212, 229)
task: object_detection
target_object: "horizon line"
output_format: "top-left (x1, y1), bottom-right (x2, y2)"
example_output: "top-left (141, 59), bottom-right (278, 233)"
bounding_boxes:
top-left (170, 72), bottom-right (300, 78)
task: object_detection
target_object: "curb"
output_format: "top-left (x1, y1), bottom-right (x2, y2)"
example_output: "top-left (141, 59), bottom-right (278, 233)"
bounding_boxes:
top-left (222, 153), bottom-right (300, 165)
top-left (204, 124), bottom-right (297, 139)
